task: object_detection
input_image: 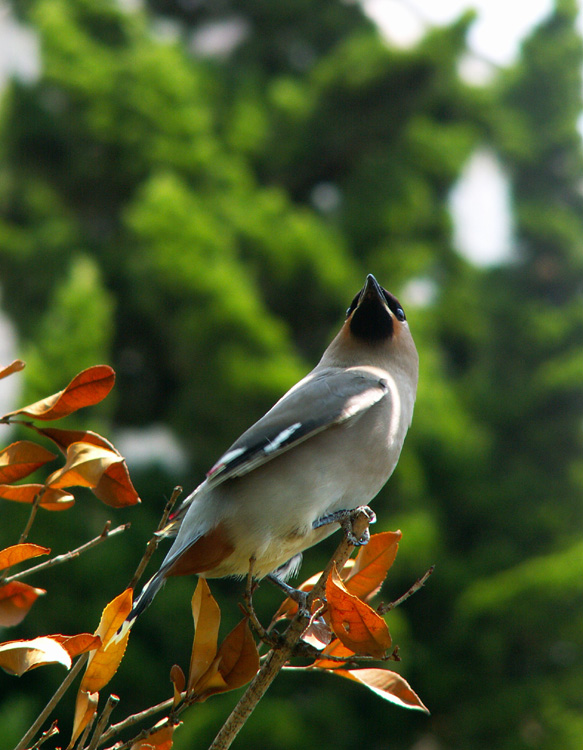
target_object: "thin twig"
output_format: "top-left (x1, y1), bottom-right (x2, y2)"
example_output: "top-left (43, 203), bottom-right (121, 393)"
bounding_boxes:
top-left (29, 720), bottom-right (59, 749)
top-left (207, 508), bottom-right (373, 750)
top-left (3, 523), bottom-right (131, 585)
top-left (13, 653), bottom-right (90, 750)
top-left (378, 565), bottom-right (435, 614)
top-left (86, 694), bottom-right (120, 750)
top-left (128, 486), bottom-right (182, 589)
top-left (19, 491), bottom-right (44, 543)
top-left (96, 698), bottom-right (174, 747)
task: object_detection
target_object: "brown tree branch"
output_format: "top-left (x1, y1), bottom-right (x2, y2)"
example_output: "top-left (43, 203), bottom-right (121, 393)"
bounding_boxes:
top-left (3, 522), bottom-right (131, 585)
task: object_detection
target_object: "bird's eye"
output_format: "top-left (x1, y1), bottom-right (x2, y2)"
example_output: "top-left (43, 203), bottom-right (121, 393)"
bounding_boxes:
top-left (395, 307), bottom-right (405, 322)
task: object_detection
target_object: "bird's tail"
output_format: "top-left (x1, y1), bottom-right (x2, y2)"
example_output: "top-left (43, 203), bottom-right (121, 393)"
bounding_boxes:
top-left (112, 571), bottom-right (166, 643)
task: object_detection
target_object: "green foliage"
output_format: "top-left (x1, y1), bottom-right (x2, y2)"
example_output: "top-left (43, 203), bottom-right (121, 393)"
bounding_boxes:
top-left (1, 0), bottom-right (583, 748)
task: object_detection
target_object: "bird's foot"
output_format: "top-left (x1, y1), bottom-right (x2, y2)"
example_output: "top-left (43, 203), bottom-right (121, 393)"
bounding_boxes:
top-left (267, 573), bottom-right (310, 617)
top-left (313, 505), bottom-right (376, 546)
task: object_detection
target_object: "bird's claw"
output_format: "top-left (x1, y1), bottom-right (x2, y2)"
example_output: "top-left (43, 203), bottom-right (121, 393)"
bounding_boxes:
top-left (313, 505), bottom-right (376, 546)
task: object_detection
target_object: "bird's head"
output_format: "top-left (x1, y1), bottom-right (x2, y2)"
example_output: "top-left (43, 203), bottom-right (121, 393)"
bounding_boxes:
top-left (322, 274), bottom-right (418, 377)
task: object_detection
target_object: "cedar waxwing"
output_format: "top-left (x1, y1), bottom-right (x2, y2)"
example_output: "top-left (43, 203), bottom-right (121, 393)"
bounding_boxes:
top-left (127, 274), bottom-right (418, 624)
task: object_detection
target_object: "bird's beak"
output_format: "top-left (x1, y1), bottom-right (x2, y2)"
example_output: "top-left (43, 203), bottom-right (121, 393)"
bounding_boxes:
top-left (357, 274), bottom-right (388, 311)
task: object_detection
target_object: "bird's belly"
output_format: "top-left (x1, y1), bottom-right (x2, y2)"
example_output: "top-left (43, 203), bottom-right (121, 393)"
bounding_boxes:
top-left (203, 412), bottom-right (402, 578)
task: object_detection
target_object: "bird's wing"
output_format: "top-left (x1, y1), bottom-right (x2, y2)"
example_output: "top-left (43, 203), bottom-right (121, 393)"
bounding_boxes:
top-left (158, 368), bottom-right (389, 536)
top-left (205, 368), bottom-right (389, 485)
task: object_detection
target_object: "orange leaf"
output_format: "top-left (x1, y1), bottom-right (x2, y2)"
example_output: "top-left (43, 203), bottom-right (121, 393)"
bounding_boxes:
top-left (188, 579), bottom-right (221, 691)
top-left (53, 634), bottom-right (102, 659)
top-left (344, 531), bottom-right (402, 601)
top-left (46, 442), bottom-right (123, 489)
top-left (312, 638), bottom-right (356, 670)
top-left (93, 460), bottom-right (141, 507)
top-left (334, 668), bottom-right (429, 713)
top-left (0, 582), bottom-right (46, 626)
top-left (3, 365), bottom-right (115, 421)
top-left (0, 360), bottom-right (25, 380)
top-left (0, 636), bottom-right (72, 675)
top-left (0, 543), bottom-right (50, 571)
top-left (80, 589), bottom-right (132, 694)
top-left (131, 721), bottom-right (176, 750)
top-left (326, 566), bottom-right (392, 658)
top-left (33, 427), bottom-right (117, 455)
top-left (0, 441), bottom-right (57, 483)
top-left (0, 483), bottom-right (75, 510)
top-left (70, 689), bottom-right (99, 747)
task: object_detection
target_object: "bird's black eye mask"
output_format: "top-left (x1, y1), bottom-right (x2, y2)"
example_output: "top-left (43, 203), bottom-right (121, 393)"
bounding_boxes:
top-left (346, 287), bottom-right (406, 322)
top-left (346, 281), bottom-right (406, 342)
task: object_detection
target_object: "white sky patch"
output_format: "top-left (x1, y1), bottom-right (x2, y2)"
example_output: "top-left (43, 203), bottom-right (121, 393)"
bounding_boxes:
top-left (0, 4), bottom-right (39, 90)
top-left (450, 148), bottom-right (514, 266)
top-left (363, 0), bottom-right (556, 66)
top-left (0, 309), bottom-right (20, 416)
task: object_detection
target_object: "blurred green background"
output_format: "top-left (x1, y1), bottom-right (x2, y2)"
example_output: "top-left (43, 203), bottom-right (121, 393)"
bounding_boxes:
top-left (1, 0), bottom-right (583, 748)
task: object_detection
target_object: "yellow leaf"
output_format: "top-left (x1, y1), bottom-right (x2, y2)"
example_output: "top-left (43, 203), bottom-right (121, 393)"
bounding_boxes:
top-left (80, 589), bottom-right (132, 694)
top-left (46, 442), bottom-right (122, 489)
top-left (70, 689), bottom-right (99, 747)
top-left (188, 579), bottom-right (221, 691)
top-left (0, 636), bottom-right (71, 675)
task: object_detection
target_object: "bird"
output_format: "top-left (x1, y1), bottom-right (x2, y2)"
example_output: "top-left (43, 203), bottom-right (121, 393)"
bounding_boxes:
top-left (126, 273), bottom-right (418, 626)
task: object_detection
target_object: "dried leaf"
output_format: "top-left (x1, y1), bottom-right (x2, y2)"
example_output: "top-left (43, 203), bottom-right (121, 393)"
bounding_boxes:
top-left (326, 566), bottom-right (392, 658)
top-left (335, 668), bottom-right (429, 713)
top-left (53, 634), bottom-right (102, 659)
top-left (213, 619), bottom-right (259, 692)
top-left (70, 689), bottom-right (99, 747)
top-left (0, 483), bottom-right (75, 510)
top-left (0, 636), bottom-right (72, 675)
top-left (131, 721), bottom-right (176, 749)
top-left (0, 441), bottom-right (56, 483)
top-left (344, 531), bottom-right (402, 601)
top-left (0, 543), bottom-right (50, 571)
top-left (93, 459), bottom-right (141, 507)
top-left (46, 442), bottom-right (122, 489)
top-left (3, 365), bottom-right (115, 421)
top-left (81, 589), bottom-right (132, 694)
top-left (188, 579), bottom-right (221, 691)
top-left (33, 427), bottom-right (117, 455)
top-left (0, 360), bottom-right (25, 380)
top-left (0, 582), bottom-right (46, 626)
top-left (170, 664), bottom-right (186, 708)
